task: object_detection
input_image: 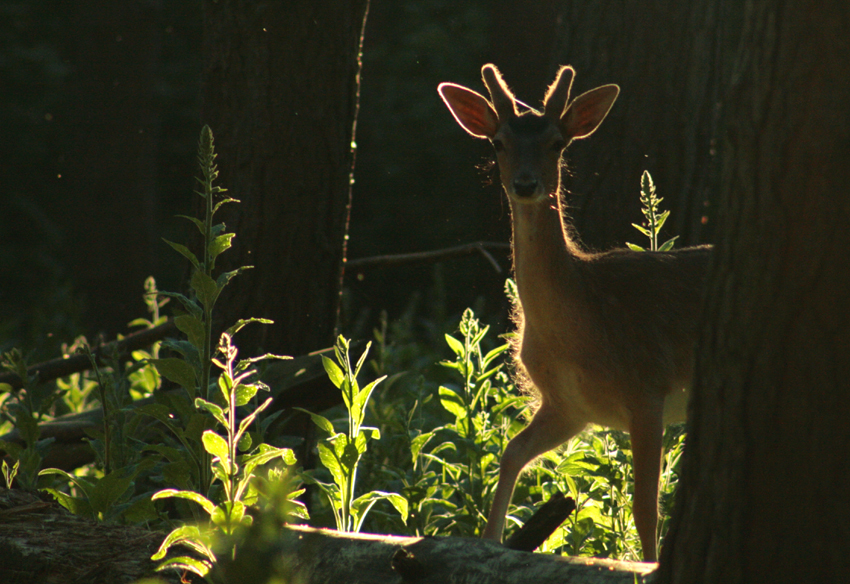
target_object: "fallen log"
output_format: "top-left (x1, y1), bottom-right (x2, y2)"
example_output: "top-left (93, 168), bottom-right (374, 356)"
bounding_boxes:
top-left (0, 488), bottom-right (655, 584)
top-left (0, 488), bottom-right (188, 584)
top-left (237, 525), bottom-right (656, 584)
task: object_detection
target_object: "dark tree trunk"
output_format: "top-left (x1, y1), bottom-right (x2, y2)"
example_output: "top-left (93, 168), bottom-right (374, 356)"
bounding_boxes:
top-left (659, 0), bottom-right (850, 581)
top-left (200, 0), bottom-right (370, 359)
top-left (57, 0), bottom-right (162, 332)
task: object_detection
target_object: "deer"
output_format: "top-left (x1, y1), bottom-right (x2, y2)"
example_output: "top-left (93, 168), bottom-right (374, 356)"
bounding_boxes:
top-left (437, 64), bottom-right (710, 561)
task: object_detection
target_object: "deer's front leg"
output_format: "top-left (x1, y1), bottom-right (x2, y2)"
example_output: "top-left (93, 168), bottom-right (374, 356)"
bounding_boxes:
top-left (483, 404), bottom-right (584, 542)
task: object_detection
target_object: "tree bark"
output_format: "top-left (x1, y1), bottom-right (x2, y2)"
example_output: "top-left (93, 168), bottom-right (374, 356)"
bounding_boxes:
top-left (223, 525), bottom-right (655, 584)
top-left (659, 0), bottom-right (850, 581)
top-left (200, 1), bottom-right (369, 360)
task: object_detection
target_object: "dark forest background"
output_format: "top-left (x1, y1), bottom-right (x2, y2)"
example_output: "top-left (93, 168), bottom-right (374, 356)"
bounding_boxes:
top-left (1, 0), bottom-right (727, 359)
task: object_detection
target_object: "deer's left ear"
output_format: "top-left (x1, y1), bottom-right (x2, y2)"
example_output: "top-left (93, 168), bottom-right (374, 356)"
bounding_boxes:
top-left (561, 85), bottom-right (619, 141)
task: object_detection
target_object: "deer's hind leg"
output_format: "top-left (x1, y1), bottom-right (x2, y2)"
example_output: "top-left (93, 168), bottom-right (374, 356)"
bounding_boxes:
top-left (629, 402), bottom-right (665, 561)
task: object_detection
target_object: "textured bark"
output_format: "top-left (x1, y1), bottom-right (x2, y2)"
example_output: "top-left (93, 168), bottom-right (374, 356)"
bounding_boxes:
top-left (200, 1), bottom-right (369, 360)
top-left (0, 488), bottom-right (185, 584)
top-left (659, 0), bottom-right (850, 582)
top-left (252, 525), bottom-right (655, 584)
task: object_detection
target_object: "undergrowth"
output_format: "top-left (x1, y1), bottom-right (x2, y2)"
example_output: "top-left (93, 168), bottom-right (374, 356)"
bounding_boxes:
top-left (0, 140), bottom-right (686, 584)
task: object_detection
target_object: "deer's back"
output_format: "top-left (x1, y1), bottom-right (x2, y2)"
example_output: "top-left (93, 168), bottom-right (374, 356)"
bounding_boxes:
top-left (513, 244), bottom-right (711, 427)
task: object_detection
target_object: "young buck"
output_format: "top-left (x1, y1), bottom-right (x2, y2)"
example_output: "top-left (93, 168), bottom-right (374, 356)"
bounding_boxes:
top-left (438, 64), bottom-right (709, 561)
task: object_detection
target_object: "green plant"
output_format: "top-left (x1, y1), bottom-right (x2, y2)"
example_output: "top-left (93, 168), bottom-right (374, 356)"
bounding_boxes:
top-left (0, 349), bottom-right (59, 488)
top-left (150, 332), bottom-right (301, 578)
top-left (143, 124), bottom-right (262, 498)
top-left (627, 170), bottom-right (678, 252)
top-left (298, 335), bottom-right (408, 533)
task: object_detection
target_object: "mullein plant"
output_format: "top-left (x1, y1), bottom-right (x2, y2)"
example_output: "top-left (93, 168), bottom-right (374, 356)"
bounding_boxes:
top-left (626, 170), bottom-right (679, 252)
top-left (142, 126), bottom-right (298, 578)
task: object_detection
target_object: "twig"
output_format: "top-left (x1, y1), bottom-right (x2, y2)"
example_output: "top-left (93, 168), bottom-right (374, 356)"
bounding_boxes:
top-left (504, 492), bottom-right (577, 552)
top-left (0, 320), bottom-right (177, 390)
top-left (345, 242), bottom-right (510, 273)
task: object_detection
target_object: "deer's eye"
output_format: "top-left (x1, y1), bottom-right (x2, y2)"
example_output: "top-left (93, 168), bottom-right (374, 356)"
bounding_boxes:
top-left (492, 139), bottom-right (505, 152)
top-left (552, 139), bottom-right (567, 152)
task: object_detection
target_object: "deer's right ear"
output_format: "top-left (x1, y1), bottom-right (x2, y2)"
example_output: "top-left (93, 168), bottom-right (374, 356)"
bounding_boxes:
top-left (438, 83), bottom-right (500, 139)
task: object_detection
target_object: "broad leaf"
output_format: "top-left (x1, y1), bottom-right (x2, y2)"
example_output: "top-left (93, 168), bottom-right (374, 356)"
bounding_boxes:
top-left (438, 386), bottom-right (467, 420)
top-left (444, 333), bottom-right (465, 357)
top-left (194, 398), bottom-right (227, 427)
top-left (150, 358), bottom-right (197, 393)
top-left (174, 314), bottom-right (206, 352)
top-left (321, 355), bottom-right (344, 389)
top-left (202, 430), bottom-right (230, 466)
top-left (191, 270), bottom-right (220, 310)
top-left (162, 239), bottom-right (200, 270)
top-left (151, 489), bottom-right (215, 516)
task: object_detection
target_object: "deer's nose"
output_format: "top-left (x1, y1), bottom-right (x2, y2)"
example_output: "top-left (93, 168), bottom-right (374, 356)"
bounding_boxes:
top-left (513, 177), bottom-right (538, 198)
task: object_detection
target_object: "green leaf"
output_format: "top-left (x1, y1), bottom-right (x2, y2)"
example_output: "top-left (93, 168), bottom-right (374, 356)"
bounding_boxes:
top-left (351, 491), bottom-right (409, 529)
top-left (341, 439), bottom-right (361, 472)
top-left (444, 334), bottom-right (465, 357)
top-left (42, 488), bottom-right (93, 517)
top-left (293, 407), bottom-right (335, 436)
top-left (410, 432), bottom-right (434, 464)
top-left (658, 236), bottom-right (679, 251)
top-left (174, 314), bottom-right (206, 352)
top-left (216, 267), bottom-right (251, 291)
top-left (89, 468), bottom-right (136, 516)
top-left (225, 318), bottom-right (275, 339)
top-left (656, 209), bottom-right (671, 231)
top-left (631, 223), bottom-right (653, 238)
top-left (237, 431), bottom-right (252, 452)
top-left (322, 355), bottom-right (344, 389)
top-left (150, 358), bottom-right (197, 393)
top-left (625, 242), bottom-right (646, 251)
top-left (236, 397), bottom-right (274, 440)
top-left (202, 430), bottom-right (230, 466)
top-left (194, 398), bottom-right (227, 428)
top-left (175, 214), bottom-right (205, 235)
top-left (208, 233), bottom-right (235, 261)
top-left (438, 386), bottom-right (467, 420)
top-left (162, 239), bottom-right (200, 270)
top-left (353, 341), bottom-right (371, 379)
top-left (151, 489), bottom-right (215, 516)
top-left (354, 376), bottom-right (385, 422)
top-left (151, 524), bottom-right (209, 561)
top-left (234, 383), bottom-right (259, 406)
top-left (482, 343), bottom-right (510, 368)
top-left (241, 444), bottom-right (295, 478)
top-left (39, 468), bottom-right (94, 502)
top-left (191, 270), bottom-right (220, 310)
top-left (154, 556), bottom-right (212, 578)
top-left (211, 500), bottom-right (248, 531)
top-left (317, 441), bottom-right (345, 489)
top-left (156, 291), bottom-right (202, 318)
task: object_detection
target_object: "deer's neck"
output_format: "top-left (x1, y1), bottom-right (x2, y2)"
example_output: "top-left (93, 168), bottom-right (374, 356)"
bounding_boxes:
top-left (510, 194), bottom-right (588, 321)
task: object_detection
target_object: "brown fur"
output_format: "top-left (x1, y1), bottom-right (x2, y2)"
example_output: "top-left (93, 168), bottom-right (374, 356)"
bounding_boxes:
top-left (438, 64), bottom-right (710, 561)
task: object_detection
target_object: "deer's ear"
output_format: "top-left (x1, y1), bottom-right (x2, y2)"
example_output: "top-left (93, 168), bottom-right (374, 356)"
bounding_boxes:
top-left (560, 84), bottom-right (619, 141)
top-left (438, 83), bottom-right (500, 139)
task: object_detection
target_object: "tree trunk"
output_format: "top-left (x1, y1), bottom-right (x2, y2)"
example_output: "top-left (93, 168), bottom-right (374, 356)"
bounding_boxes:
top-left (57, 0), bottom-right (162, 333)
top-left (200, 0), bottom-right (370, 360)
top-left (659, 0), bottom-right (850, 581)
